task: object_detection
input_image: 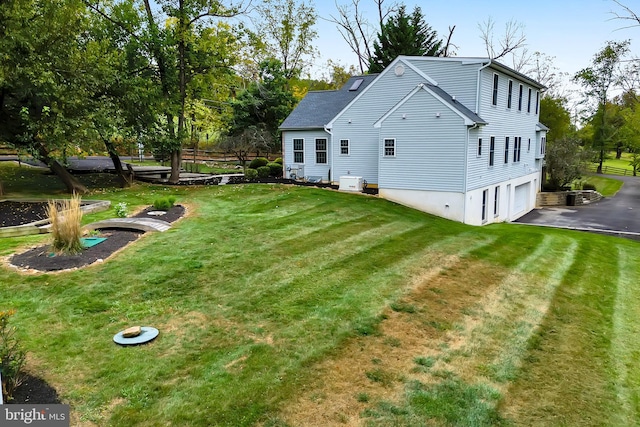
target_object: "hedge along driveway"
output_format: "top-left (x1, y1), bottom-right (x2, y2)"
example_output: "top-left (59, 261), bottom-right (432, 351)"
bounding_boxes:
top-left (0, 183), bottom-right (639, 426)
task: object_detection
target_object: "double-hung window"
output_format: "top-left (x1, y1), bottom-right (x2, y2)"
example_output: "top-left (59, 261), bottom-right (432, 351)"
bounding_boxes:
top-left (527, 88), bottom-right (532, 113)
top-left (477, 138), bottom-right (482, 157)
top-left (494, 186), bottom-right (500, 217)
top-left (315, 138), bottom-right (327, 164)
top-left (535, 91), bottom-right (540, 114)
top-left (340, 139), bottom-right (349, 155)
top-left (518, 84), bottom-right (523, 111)
top-left (489, 137), bottom-right (495, 166)
top-left (504, 137), bottom-right (510, 164)
top-left (507, 80), bottom-right (513, 109)
top-left (293, 138), bottom-right (304, 163)
top-left (384, 138), bottom-right (396, 157)
top-left (492, 74), bottom-right (499, 106)
top-left (513, 137), bottom-right (521, 162)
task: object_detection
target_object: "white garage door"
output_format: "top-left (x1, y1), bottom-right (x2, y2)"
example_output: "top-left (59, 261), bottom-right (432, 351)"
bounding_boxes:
top-left (514, 183), bottom-right (529, 215)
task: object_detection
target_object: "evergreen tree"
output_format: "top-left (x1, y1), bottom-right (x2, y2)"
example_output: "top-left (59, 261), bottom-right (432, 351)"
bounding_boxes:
top-left (367, 6), bottom-right (442, 74)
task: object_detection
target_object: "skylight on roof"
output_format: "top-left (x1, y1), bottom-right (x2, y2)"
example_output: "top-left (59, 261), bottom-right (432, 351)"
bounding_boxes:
top-left (349, 78), bottom-right (364, 91)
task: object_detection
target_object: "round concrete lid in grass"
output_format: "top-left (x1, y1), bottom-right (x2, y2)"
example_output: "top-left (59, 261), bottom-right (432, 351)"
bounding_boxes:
top-left (113, 326), bottom-right (159, 346)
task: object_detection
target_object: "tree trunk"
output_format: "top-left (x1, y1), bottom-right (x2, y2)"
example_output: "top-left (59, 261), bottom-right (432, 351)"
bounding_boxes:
top-left (169, 149), bottom-right (181, 183)
top-left (104, 139), bottom-right (133, 187)
top-left (36, 143), bottom-right (88, 194)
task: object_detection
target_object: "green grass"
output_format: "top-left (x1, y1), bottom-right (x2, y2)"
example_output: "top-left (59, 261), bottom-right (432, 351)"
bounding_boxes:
top-left (603, 152), bottom-right (635, 172)
top-left (1, 162), bottom-right (640, 426)
top-left (579, 174), bottom-right (624, 197)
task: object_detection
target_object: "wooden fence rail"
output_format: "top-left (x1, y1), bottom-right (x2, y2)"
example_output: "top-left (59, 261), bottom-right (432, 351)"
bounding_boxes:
top-left (584, 163), bottom-right (637, 176)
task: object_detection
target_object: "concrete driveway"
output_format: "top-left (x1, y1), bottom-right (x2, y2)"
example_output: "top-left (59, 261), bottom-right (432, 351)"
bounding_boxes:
top-left (516, 175), bottom-right (640, 241)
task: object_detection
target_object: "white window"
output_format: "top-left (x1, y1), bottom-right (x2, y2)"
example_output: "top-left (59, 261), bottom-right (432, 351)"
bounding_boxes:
top-left (492, 74), bottom-right (499, 106)
top-left (527, 88), bottom-right (532, 113)
top-left (541, 136), bottom-right (547, 155)
top-left (315, 138), bottom-right (327, 164)
top-left (293, 138), bottom-right (304, 163)
top-left (340, 139), bottom-right (349, 155)
top-left (477, 138), bottom-right (482, 157)
top-left (535, 91), bottom-right (540, 114)
top-left (507, 80), bottom-right (513, 109)
top-left (489, 136), bottom-right (495, 166)
top-left (384, 138), bottom-right (396, 157)
top-left (528, 138), bottom-right (531, 152)
top-left (494, 186), bottom-right (500, 217)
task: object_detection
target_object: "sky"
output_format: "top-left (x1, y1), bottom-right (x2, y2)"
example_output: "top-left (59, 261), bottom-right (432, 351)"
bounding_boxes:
top-left (309, 0), bottom-right (640, 83)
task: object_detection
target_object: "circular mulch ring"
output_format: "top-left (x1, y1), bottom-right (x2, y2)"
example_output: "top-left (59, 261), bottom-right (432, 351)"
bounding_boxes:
top-left (7, 205), bottom-right (185, 272)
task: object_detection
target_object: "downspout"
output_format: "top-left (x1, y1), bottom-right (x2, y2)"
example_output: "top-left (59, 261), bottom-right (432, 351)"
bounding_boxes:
top-left (324, 125), bottom-right (334, 184)
top-left (463, 123), bottom-right (479, 224)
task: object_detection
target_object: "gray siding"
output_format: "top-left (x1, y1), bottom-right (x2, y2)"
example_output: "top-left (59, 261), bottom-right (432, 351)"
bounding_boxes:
top-left (407, 59), bottom-right (480, 111)
top-left (282, 129), bottom-right (332, 180)
top-left (378, 89), bottom-right (467, 192)
top-left (466, 68), bottom-right (542, 191)
top-left (330, 66), bottom-right (427, 184)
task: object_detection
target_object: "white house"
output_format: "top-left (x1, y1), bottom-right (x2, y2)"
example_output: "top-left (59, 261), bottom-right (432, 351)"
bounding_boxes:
top-left (279, 56), bottom-right (548, 226)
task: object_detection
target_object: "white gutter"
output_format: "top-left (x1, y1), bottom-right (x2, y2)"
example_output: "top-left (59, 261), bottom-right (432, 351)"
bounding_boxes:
top-left (475, 61), bottom-right (492, 114)
top-left (324, 126), bottom-right (334, 184)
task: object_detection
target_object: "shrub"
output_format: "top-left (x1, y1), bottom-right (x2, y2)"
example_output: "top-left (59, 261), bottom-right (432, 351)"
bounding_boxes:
top-left (249, 157), bottom-right (269, 169)
top-left (257, 166), bottom-right (271, 178)
top-left (153, 196), bottom-right (177, 211)
top-left (244, 168), bottom-right (258, 180)
top-left (583, 183), bottom-right (597, 191)
top-left (267, 162), bottom-right (283, 177)
top-left (114, 202), bottom-right (128, 218)
top-left (0, 310), bottom-right (26, 402)
top-left (48, 195), bottom-right (83, 254)
top-left (273, 157), bottom-right (283, 165)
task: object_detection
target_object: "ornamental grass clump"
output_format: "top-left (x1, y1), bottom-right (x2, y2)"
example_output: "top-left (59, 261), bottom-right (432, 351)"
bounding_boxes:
top-left (47, 195), bottom-right (83, 254)
top-left (0, 310), bottom-right (26, 402)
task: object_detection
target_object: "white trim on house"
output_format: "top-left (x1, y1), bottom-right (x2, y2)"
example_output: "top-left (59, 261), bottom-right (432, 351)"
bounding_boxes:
top-left (373, 83), bottom-right (479, 128)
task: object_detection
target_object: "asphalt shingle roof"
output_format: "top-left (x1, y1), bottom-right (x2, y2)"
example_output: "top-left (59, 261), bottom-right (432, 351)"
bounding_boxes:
top-left (279, 74), bottom-right (378, 130)
top-left (424, 83), bottom-right (488, 125)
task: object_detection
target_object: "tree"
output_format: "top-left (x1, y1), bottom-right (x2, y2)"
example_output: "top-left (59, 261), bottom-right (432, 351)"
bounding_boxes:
top-left (226, 59), bottom-right (297, 153)
top-left (545, 137), bottom-right (591, 190)
top-left (573, 40), bottom-right (630, 173)
top-left (253, 0), bottom-right (318, 79)
top-left (217, 125), bottom-right (271, 170)
top-left (0, 0), bottom-right (93, 193)
top-left (478, 17), bottom-right (528, 71)
top-left (539, 96), bottom-right (573, 143)
top-left (367, 5), bottom-right (442, 73)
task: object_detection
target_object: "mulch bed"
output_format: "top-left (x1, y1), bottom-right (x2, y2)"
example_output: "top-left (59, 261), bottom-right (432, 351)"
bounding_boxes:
top-left (7, 204), bottom-right (185, 272)
top-left (7, 373), bottom-right (62, 405)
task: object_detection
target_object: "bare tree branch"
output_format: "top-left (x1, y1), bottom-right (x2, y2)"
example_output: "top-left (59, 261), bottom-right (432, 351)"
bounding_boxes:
top-left (478, 17), bottom-right (527, 61)
top-left (610, 0), bottom-right (640, 27)
top-left (441, 25), bottom-right (457, 57)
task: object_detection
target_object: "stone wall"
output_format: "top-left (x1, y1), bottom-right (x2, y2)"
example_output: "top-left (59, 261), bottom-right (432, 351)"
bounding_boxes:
top-left (537, 190), bottom-right (603, 207)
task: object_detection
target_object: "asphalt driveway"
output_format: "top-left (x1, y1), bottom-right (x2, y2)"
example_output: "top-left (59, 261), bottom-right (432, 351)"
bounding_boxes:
top-left (516, 175), bottom-right (640, 240)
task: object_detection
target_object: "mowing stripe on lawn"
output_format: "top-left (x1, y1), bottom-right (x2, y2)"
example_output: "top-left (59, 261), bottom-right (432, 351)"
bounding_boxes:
top-left (610, 245), bottom-right (640, 425)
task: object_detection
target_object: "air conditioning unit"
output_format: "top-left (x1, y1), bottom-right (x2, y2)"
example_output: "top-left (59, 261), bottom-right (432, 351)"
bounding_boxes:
top-left (288, 165), bottom-right (304, 180)
top-left (339, 176), bottom-right (363, 192)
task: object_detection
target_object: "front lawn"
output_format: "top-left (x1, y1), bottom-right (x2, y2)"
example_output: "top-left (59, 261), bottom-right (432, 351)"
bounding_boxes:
top-left (1, 165), bottom-right (639, 426)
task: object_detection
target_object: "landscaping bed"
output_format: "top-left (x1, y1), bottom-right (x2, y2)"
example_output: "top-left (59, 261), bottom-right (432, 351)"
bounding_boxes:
top-left (7, 204), bottom-right (185, 272)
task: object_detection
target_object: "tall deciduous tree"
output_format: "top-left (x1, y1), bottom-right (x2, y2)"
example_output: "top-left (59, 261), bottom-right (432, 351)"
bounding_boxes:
top-left (574, 40), bottom-right (630, 173)
top-left (367, 5), bottom-right (442, 74)
top-left (253, 0), bottom-right (318, 79)
top-left (226, 59), bottom-right (297, 153)
top-left (0, 0), bottom-right (92, 193)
